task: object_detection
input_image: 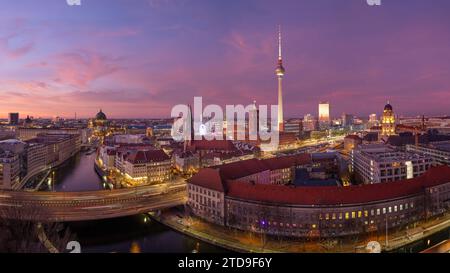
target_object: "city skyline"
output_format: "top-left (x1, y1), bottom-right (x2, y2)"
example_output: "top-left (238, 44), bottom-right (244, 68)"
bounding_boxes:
top-left (1, 0), bottom-right (450, 119)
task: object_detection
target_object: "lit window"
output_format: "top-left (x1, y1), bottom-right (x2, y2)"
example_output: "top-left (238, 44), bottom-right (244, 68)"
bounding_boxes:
top-left (383, 208), bottom-right (386, 214)
top-left (352, 212), bottom-right (356, 219)
top-left (364, 211), bottom-right (369, 217)
top-left (394, 206), bottom-right (397, 212)
top-left (377, 209), bottom-right (380, 215)
top-left (358, 211), bottom-right (362, 218)
top-left (400, 205), bottom-right (403, 210)
top-left (388, 207), bottom-right (392, 213)
top-left (345, 212), bottom-right (349, 220)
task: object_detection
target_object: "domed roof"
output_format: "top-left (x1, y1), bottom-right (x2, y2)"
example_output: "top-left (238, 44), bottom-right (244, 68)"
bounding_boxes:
top-left (95, 109), bottom-right (107, 120)
top-left (275, 64), bottom-right (285, 76)
top-left (384, 103), bottom-right (393, 111)
top-left (24, 115), bottom-right (32, 123)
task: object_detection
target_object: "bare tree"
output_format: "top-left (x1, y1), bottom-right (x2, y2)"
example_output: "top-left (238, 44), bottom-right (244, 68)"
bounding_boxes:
top-left (0, 205), bottom-right (75, 253)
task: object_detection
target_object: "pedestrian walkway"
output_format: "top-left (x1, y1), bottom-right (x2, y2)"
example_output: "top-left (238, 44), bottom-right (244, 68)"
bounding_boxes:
top-left (153, 209), bottom-right (450, 253)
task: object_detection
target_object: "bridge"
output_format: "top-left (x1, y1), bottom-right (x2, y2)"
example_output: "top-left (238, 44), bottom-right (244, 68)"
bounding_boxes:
top-left (0, 181), bottom-right (186, 222)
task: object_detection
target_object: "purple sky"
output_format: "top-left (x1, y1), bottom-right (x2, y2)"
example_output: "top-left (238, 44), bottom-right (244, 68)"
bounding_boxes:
top-left (1, 0), bottom-right (450, 119)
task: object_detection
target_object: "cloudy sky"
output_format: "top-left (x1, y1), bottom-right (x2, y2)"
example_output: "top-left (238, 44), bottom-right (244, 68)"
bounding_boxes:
top-left (1, 0), bottom-right (449, 119)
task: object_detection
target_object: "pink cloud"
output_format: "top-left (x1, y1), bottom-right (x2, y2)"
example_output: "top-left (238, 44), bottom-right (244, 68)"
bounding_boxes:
top-left (52, 51), bottom-right (121, 88)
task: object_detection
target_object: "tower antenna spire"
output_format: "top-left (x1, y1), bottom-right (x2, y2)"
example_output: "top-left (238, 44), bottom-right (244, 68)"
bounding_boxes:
top-left (278, 25), bottom-right (282, 60)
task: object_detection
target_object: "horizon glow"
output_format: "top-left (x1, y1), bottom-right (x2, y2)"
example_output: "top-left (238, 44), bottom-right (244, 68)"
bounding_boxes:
top-left (1, 0), bottom-right (450, 119)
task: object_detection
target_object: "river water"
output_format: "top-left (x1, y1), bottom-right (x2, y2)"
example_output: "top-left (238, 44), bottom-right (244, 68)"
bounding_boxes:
top-left (46, 152), bottom-right (225, 253)
top-left (46, 153), bottom-right (448, 253)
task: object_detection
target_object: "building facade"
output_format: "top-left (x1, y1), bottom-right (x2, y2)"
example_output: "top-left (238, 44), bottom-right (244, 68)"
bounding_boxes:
top-left (187, 157), bottom-right (450, 238)
top-left (381, 102), bottom-right (396, 139)
top-left (0, 150), bottom-right (20, 189)
top-left (98, 144), bottom-right (172, 185)
top-left (406, 142), bottom-right (450, 166)
top-left (351, 144), bottom-right (434, 184)
top-left (318, 102), bottom-right (330, 125)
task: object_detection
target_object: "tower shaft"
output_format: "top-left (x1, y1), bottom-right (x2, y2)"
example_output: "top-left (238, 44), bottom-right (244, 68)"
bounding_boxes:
top-left (278, 76), bottom-right (284, 132)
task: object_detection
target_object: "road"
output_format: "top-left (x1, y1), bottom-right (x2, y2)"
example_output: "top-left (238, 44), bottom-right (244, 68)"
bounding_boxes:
top-left (0, 181), bottom-right (187, 222)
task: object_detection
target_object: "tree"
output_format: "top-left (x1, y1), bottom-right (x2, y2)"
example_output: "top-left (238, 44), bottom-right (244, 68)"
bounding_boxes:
top-left (0, 206), bottom-right (75, 253)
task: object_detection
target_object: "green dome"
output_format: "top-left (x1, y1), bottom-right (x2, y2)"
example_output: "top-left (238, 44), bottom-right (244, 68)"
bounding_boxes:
top-left (95, 109), bottom-right (107, 120)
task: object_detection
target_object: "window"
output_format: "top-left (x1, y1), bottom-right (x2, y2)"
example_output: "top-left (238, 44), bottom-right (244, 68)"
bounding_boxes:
top-left (364, 211), bottom-right (369, 217)
top-left (358, 211), bottom-right (362, 218)
top-left (377, 209), bottom-right (380, 215)
top-left (352, 212), bottom-right (356, 219)
top-left (345, 212), bottom-right (349, 220)
top-left (394, 206), bottom-right (397, 212)
top-left (400, 204), bottom-right (403, 211)
top-left (389, 207), bottom-right (392, 213)
top-left (383, 208), bottom-right (386, 214)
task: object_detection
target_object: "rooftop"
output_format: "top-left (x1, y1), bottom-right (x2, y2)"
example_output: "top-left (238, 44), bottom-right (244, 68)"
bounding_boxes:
top-left (429, 141), bottom-right (450, 152)
top-left (226, 165), bottom-right (450, 206)
top-left (125, 149), bottom-right (170, 164)
top-left (188, 155), bottom-right (450, 206)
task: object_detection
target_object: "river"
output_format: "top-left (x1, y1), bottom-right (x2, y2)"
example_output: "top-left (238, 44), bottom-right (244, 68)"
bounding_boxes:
top-left (43, 152), bottom-right (226, 253)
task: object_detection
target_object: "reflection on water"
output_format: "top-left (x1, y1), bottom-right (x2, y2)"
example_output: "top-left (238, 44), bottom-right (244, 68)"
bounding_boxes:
top-left (54, 152), bottom-right (226, 253)
top-left (51, 153), bottom-right (104, 192)
top-left (66, 215), bottom-right (227, 253)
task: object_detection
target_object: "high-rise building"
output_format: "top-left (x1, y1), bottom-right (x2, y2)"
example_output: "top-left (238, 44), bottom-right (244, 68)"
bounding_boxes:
top-left (275, 26), bottom-right (285, 132)
top-left (318, 102), bottom-right (330, 125)
top-left (368, 113), bottom-right (379, 128)
top-left (341, 113), bottom-right (354, 128)
top-left (381, 101), bottom-right (396, 138)
top-left (302, 114), bottom-right (318, 132)
top-left (284, 118), bottom-right (302, 135)
top-left (8, 113), bottom-right (19, 125)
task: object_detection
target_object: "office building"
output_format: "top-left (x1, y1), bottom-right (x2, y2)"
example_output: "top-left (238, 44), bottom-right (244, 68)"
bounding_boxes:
top-left (8, 113), bottom-right (19, 125)
top-left (406, 141), bottom-right (450, 166)
top-left (351, 144), bottom-right (434, 184)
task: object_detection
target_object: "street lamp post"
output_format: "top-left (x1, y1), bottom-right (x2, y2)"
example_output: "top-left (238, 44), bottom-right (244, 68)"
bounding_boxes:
top-left (385, 214), bottom-right (389, 248)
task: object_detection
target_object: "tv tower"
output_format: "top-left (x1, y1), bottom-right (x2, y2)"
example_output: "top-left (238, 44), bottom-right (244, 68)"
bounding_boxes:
top-left (275, 25), bottom-right (285, 132)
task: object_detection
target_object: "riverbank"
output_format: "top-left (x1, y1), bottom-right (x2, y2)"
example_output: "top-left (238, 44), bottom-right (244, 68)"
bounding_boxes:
top-left (151, 208), bottom-right (450, 253)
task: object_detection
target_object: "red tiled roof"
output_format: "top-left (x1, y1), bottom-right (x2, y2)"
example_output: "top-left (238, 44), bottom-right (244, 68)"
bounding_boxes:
top-left (261, 154), bottom-right (311, 170)
top-left (216, 158), bottom-right (268, 180)
top-left (126, 149), bottom-right (170, 164)
top-left (188, 168), bottom-right (224, 192)
top-left (226, 166), bottom-right (450, 206)
top-left (191, 154), bottom-right (311, 183)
